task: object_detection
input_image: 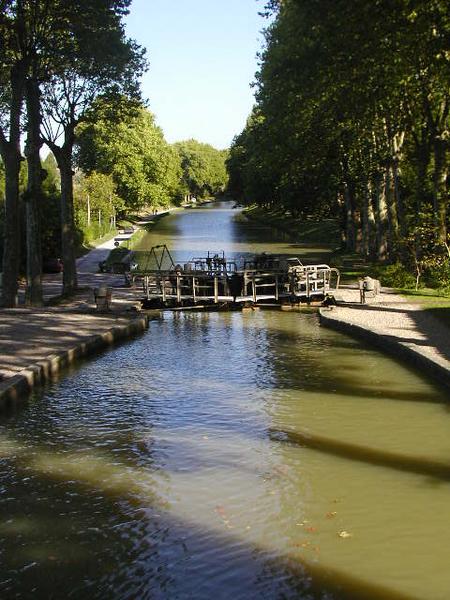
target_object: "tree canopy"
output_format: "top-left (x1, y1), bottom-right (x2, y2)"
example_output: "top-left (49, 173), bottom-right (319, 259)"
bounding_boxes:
top-left (174, 139), bottom-right (228, 199)
top-left (0, 0), bottom-right (146, 304)
top-left (228, 0), bottom-right (450, 287)
top-left (77, 100), bottom-right (184, 211)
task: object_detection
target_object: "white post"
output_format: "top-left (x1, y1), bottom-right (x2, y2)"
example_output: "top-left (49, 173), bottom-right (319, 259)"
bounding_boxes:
top-left (87, 194), bottom-right (91, 226)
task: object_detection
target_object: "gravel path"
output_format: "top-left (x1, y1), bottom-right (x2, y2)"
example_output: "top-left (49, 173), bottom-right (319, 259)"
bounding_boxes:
top-left (321, 286), bottom-right (450, 390)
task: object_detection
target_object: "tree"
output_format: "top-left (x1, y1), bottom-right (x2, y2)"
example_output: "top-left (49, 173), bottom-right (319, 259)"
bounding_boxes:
top-left (40, 0), bottom-right (146, 296)
top-left (77, 101), bottom-right (183, 212)
top-left (0, 0), bottom-right (28, 306)
top-left (174, 139), bottom-right (228, 198)
top-left (229, 0), bottom-right (449, 284)
top-left (74, 171), bottom-right (122, 239)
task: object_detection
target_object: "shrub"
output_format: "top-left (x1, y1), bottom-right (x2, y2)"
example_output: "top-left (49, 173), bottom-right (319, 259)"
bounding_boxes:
top-left (371, 262), bottom-right (417, 289)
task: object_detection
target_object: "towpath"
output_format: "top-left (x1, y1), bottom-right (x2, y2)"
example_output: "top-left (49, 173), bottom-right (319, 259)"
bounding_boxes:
top-left (0, 212), bottom-right (162, 401)
top-left (320, 287), bottom-right (450, 391)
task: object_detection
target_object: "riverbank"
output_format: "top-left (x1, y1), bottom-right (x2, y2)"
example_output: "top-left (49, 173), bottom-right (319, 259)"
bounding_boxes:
top-left (0, 257), bottom-right (155, 407)
top-left (0, 208), bottom-right (176, 409)
top-left (0, 310), bottom-right (149, 409)
top-left (253, 202), bottom-right (450, 389)
top-left (320, 286), bottom-right (450, 391)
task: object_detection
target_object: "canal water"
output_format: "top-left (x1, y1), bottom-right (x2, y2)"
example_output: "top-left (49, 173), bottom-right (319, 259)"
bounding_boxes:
top-left (1, 203), bottom-right (450, 599)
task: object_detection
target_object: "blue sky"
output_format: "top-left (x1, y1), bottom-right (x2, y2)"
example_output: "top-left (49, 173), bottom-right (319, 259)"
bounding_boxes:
top-left (125, 0), bottom-right (269, 149)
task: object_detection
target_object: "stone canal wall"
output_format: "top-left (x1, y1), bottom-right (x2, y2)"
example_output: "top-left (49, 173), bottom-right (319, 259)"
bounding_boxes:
top-left (320, 306), bottom-right (450, 392)
top-left (0, 313), bottom-right (149, 410)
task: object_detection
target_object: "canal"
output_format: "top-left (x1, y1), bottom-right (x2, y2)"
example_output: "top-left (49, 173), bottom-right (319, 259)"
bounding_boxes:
top-left (1, 202), bottom-right (450, 599)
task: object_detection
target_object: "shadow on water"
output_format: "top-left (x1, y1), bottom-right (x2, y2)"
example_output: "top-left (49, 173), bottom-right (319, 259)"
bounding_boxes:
top-left (270, 428), bottom-right (450, 482)
top-left (0, 449), bottom-right (414, 600)
top-left (244, 318), bottom-right (447, 404)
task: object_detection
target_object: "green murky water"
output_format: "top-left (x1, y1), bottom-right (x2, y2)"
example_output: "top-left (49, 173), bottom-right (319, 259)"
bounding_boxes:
top-left (1, 202), bottom-right (449, 599)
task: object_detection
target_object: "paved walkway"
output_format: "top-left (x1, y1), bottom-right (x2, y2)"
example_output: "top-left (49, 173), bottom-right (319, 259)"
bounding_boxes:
top-left (0, 308), bottom-right (141, 380)
top-left (0, 212), bottom-right (166, 387)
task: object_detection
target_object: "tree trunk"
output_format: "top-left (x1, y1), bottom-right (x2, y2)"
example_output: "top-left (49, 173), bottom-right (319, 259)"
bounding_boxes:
top-left (411, 137), bottom-right (431, 218)
top-left (343, 182), bottom-right (356, 252)
top-left (0, 63), bottom-right (27, 307)
top-left (385, 163), bottom-right (399, 259)
top-left (391, 159), bottom-right (405, 238)
top-left (87, 194), bottom-right (91, 226)
top-left (50, 141), bottom-right (78, 296)
top-left (1, 152), bottom-right (22, 307)
top-left (361, 179), bottom-right (373, 257)
top-left (59, 159), bottom-right (78, 294)
top-left (432, 138), bottom-right (448, 244)
top-left (391, 131), bottom-right (406, 237)
top-left (373, 172), bottom-right (389, 261)
top-left (24, 77), bottom-right (43, 306)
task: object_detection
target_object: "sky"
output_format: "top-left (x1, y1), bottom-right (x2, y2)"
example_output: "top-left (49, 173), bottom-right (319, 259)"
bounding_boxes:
top-left (125, 0), bottom-right (269, 150)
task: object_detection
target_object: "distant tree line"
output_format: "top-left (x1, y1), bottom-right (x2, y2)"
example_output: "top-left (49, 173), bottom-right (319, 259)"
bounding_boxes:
top-left (0, 0), bottom-right (228, 308)
top-left (227, 0), bottom-right (449, 289)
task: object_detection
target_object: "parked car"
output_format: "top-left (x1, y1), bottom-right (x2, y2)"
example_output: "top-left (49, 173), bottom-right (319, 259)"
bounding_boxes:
top-left (43, 258), bottom-right (63, 273)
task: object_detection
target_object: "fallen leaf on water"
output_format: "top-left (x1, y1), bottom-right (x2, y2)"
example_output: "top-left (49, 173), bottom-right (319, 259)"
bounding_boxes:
top-left (274, 465), bottom-right (289, 476)
top-left (338, 530), bottom-right (352, 538)
top-left (293, 541), bottom-right (310, 548)
top-left (296, 520), bottom-right (309, 526)
top-left (305, 526), bottom-right (317, 533)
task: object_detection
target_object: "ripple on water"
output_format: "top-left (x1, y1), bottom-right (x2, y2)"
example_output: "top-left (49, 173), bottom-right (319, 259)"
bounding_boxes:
top-left (0, 303), bottom-right (449, 598)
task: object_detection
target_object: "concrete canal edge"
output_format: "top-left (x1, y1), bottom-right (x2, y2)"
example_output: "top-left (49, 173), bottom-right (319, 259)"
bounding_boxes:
top-left (0, 315), bottom-right (150, 411)
top-left (319, 308), bottom-right (450, 392)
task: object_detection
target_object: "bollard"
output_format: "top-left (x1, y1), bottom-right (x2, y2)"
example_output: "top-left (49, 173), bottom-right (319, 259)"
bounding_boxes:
top-left (94, 286), bottom-right (112, 310)
top-left (359, 277), bottom-right (379, 304)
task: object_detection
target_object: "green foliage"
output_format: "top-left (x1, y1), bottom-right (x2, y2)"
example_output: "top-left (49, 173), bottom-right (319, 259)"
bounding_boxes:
top-left (42, 153), bottom-right (60, 193)
top-left (74, 171), bottom-right (122, 242)
top-left (40, 189), bottom-right (62, 261)
top-left (77, 101), bottom-right (183, 211)
top-left (228, 0), bottom-right (450, 291)
top-left (426, 260), bottom-right (450, 294)
top-left (174, 139), bottom-right (228, 198)
top-left (370, 263), bottom-right (417, 289)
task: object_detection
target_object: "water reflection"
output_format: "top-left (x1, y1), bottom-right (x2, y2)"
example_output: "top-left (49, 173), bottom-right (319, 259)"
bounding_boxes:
top-left (135, 202), bottom-right (336, 265)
